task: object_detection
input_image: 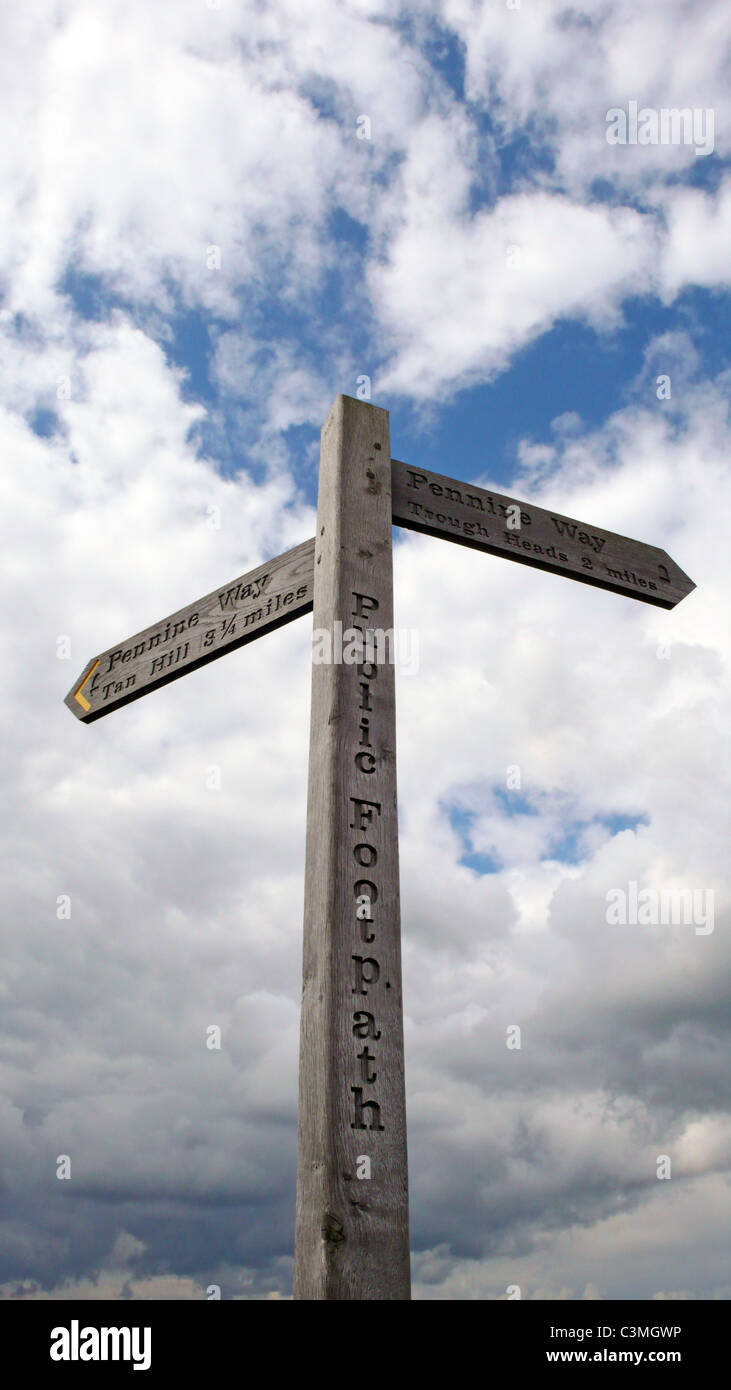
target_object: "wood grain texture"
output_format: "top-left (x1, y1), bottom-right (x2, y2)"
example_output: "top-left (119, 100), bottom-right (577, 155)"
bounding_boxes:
top-left (65, 539), bottom-right (315, 722)
top-left (294, 395), bottom-right (410, 1300)
top-left (392, 460), bottom-right (696, 609)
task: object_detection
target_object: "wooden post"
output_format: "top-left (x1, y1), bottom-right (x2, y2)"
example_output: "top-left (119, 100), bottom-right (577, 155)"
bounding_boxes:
top-left (294, 395), bottom-right (410, 1300)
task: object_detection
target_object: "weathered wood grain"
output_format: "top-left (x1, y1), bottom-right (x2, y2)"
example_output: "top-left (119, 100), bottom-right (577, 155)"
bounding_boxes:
top-left (64, 538), bottom-right (315, 722)
top-left (392, 460), bottom-right (695, 609)
top-left (294, 395), bottom-right (410, 1300)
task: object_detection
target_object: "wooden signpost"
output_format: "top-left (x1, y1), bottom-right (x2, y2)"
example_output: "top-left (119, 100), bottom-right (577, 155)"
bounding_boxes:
top-left (65, 394), bottom-right (696, 1299)
top-left (391, 461), bottom-right (695, 609)
top-left (65, 538), bottom-right (315, 723)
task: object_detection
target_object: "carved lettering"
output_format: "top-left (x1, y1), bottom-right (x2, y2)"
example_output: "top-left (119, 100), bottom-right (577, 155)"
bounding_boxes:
top-left (357, 1046), bottom-right (378, 1083)
top-left (217, 573), bottom-right (270, 609)
top-left (352, 955), bottom-right (379, 995)
top-left (349, 798), bottom-right (381, 830)
top-left (346, 579), bottom-right (388, 1132)
top-left (150, 642), bottom-right (190, 676)
top-left (350, 1087), bottom-right (384, 1131)
top-left (551, 517), bottom-right (606, 553)
top-left (105, 617), bottom-right (198, 672)
top-left (355, 890), bottom-right (375, 942)
top-left (352, 1011), bottom-right (381, 1040)
top-left (352, 592), bottom-right (379, 621)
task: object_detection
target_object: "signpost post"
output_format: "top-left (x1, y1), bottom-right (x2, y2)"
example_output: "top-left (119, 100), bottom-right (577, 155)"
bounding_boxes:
top-left (65, 394), bottom-right (695, 1299)
top-left (294, 395), bottom-right (410, 1299)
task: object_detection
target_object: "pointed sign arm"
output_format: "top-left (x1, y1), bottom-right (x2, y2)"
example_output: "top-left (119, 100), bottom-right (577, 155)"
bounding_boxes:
top-left (65, 457), bottom-right (696, 724)
top-left (65, 537), bottom-right (315, 723)
top-left (391, 459), bottom-right (695, 609)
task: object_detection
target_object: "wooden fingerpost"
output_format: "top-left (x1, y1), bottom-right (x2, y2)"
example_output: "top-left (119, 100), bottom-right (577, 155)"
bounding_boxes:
top-left (294, 395), bottom-right (410, 1300)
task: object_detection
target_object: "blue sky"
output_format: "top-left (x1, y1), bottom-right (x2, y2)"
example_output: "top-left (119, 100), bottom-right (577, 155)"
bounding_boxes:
top-left (0, 0), bottom-right (729, 1303)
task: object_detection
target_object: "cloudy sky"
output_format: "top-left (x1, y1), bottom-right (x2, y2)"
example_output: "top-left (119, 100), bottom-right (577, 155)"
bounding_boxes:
top-left (0, 0), bottom-right (729, 1301)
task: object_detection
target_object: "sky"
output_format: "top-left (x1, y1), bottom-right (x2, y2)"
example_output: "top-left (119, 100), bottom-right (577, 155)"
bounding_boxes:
top-left (0, 0), bottom-right (729, 1301)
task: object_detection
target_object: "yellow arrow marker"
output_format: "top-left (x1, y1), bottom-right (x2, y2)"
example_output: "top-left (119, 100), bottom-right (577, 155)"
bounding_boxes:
top-left (72, 660), bottom-right (99, 712)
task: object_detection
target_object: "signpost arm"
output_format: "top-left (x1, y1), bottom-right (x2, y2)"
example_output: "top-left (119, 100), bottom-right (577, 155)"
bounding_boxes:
top-left (294, 395), bottom-right (410, 1300)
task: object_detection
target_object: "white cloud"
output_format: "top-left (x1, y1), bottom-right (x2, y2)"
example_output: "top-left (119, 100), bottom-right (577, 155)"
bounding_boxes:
top-left (374, 193), bottom-right (655, 396)
top-left (0, 0), bottom-right (728, 1301)
top-left (441, 0), bottom-right (731, 186)
top-left (4, 332), bottom-right (727, 1297)
top-left (1, 0), bottom-right (727, 405)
